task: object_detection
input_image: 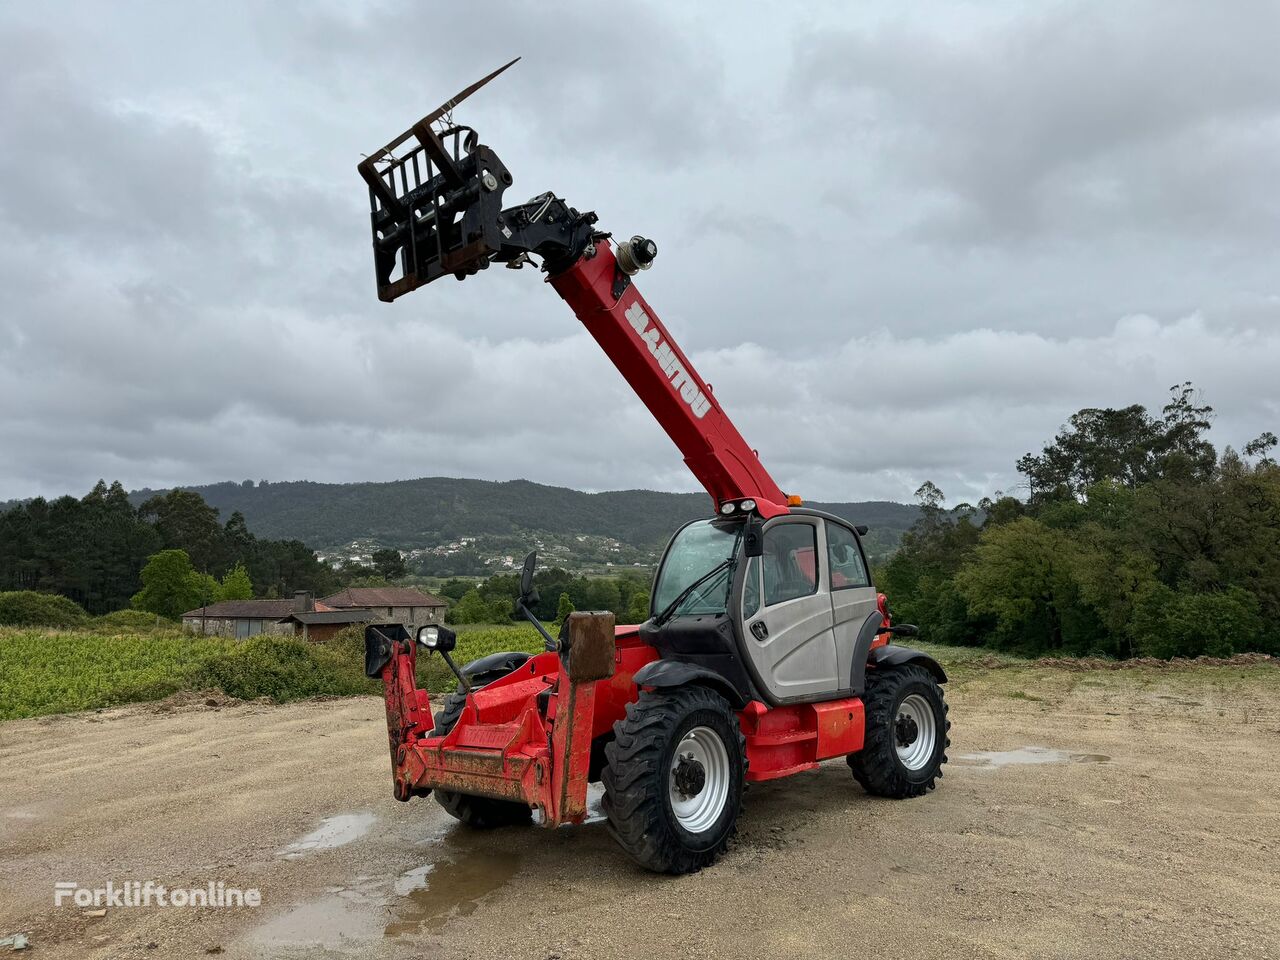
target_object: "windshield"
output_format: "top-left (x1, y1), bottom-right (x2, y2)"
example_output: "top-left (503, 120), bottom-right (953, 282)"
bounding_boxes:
top-left (652, 519), bottom-right (743, 618)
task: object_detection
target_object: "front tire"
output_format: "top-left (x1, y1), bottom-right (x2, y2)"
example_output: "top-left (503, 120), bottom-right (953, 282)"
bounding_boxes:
top-left (601, 686), bottom-right (746, 874)
top-left (431, 692), bottom-right (533, 829)
top-left (849, 664), bottom-right (950, 798)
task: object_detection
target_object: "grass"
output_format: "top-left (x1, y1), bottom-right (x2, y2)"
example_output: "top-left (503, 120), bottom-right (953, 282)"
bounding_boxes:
top-left (0, 621), bottom-right (554, 722)
top-left (0, 625), bottom-right (377, 721)
top-left (3, 620), bottom-right (1271, 723)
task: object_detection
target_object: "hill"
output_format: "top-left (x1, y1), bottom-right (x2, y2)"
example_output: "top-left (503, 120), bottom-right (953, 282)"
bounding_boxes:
top-left (122, 477), bottom-right (918, 571)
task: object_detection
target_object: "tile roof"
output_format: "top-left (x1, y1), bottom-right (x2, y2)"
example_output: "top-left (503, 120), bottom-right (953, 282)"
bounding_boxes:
top-left (180, 599), bottom-right (334, 619)
top-left (320, 587), bottom-right (446, 608)
top-left (277, 610), bottom-right (377, 626)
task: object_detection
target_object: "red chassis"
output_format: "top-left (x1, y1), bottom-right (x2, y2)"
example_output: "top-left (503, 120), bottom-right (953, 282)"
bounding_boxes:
top-left (377, 620), bottom-right (882, 828)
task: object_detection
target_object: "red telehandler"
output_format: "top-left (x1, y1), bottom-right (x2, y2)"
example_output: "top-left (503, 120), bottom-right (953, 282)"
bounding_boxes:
top-left (360, 61), bottom-right (950, 873)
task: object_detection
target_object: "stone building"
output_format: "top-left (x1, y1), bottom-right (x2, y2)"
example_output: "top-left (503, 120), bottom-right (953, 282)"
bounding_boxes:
top-left (276, 608), bottom-right (375, 643)
top-left (319, 586), bottom-right (447, 630)
top-left (181, 591), bottom-right (330, 638)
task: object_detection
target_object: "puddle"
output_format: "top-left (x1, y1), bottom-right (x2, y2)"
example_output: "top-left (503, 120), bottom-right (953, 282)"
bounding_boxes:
top-left (393, 864), bottom-right (434, 896)
top-left (249, 892), bottom-right (385, 949)
top-left (252, 835), bottom-right (521, 952)
top-left (385, 850), bottom-right (521, 936)
top-left (530, 783), bottom-right (608, 826)
top-left (582, 782), bottom-right (607, 825)
top-left (957, 746), bottom-right (1112, 769)
top-left (278, 813), bottom-right (377, 858)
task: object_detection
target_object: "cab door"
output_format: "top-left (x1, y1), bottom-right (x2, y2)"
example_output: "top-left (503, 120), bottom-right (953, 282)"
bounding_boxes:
top-left (740, 517), bottom-right (839, 701)
top-left (825, 520), bottom-right (880, 687)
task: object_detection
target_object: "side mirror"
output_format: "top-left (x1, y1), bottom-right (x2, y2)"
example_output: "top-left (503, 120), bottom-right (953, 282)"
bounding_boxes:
top-left (416, 623), bottom-right (457, 653)
top-left (854, 524), bottom-right (869, 537)
top-left (519, 551), bottom-right (538, 604)
top-left (744, 517), bottom-right (765, 558)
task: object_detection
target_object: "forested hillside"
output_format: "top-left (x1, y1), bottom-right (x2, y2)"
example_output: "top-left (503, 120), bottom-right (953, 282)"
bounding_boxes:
top-left (123, 478), bottom-right (919, 555)
top-left (0, 484), bottom-right (338, 614)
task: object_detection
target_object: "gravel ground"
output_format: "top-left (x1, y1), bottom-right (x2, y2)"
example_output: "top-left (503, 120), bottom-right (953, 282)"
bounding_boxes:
top-left (1, 662), bottom-right (1277, 959)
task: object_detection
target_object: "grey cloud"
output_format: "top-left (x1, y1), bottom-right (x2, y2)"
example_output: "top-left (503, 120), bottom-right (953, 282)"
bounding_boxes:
top-left (793, 2), bottom-right (1280, 246)
top-left (1, 1), bottom-right (1278, 509)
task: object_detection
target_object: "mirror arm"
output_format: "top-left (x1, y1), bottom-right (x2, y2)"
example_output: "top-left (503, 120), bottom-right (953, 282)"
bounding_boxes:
top-left (438, 648), bottom-right (471, 694)
top-left (517, 599), bottom-right (560, 652)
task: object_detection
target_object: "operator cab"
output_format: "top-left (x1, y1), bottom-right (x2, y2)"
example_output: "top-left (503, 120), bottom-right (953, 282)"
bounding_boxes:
top-left (641, 509), bottom-right (883, 706)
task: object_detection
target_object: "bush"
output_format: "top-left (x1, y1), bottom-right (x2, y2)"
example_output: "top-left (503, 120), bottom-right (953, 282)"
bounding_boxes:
top-left (1130, 585), bottom-right (1262, 659)
top-left (0, 591), bottom-right (89, 627)
top-left (92, 609), bottom-right (178, 633)
top-left (445, 589), bottom-right (510, 624)
top-left (189, 634), bottom-right (374, 702)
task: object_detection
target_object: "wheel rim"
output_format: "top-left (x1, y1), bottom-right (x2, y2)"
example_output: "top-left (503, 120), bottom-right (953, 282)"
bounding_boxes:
top-left (894, 694), bottom-right (937, 771)
top-left (669, 725), bottom-right (731, 834)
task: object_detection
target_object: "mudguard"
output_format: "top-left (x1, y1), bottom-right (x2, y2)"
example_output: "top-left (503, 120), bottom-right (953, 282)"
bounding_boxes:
top-left (462, 650), bottom-right (532, 687)
top-left (633, 659), bottom-right (749, 709)
top-left (867, 644), bottom-right (948, 684)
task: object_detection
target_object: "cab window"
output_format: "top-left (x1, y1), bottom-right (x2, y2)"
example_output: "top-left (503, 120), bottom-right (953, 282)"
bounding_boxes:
top-left (763, 522), bottom-right (819, 606)
top-left (742, 556), bottom-right (761, 619)
top-left (826, 521), bottom-right (870, 589)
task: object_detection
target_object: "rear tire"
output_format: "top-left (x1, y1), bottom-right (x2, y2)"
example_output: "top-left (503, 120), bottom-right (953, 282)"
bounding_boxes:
top-left (601, 686), bottom-right (746, 874)
top-left (431, 692), bottom-right (533, 829)
top-left (849, 664), bottom-right (950, 798)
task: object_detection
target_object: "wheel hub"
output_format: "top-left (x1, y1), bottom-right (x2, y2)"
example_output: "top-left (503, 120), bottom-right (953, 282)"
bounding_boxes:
top-left (673, 754), bottom-right (706, 798)
top-left (668, 726), bottom-right (731, 834)
top-left (893, 693), bottom-right (939, 771)
top-left (895, 713), bottom-right (920, 748)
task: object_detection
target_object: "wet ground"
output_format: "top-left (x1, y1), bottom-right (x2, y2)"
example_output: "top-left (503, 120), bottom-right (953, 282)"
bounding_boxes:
top-left (1, 660), bottom-right (1278, 959)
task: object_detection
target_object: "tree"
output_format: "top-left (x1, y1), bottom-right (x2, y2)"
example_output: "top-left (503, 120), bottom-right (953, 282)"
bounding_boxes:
top-left (1244, 431), bottom-right (1278, 465)
top-left (217, 563), bottom-right (254, 601)
top-left (1017, 405), bottom-right (1162, 501)
top-left (555, 592), bottom-right (575, 626)
top-left (626, 589), bottom-right (650, 624)
top-left (371, 548), bottom-right (407, 581)
top-left (138, 489), bottom-right (228, 573)
top-left (438, 578), bottom-right (474, 601)
top-left (445, 589), bottom-right (492, 625)
top-left (131, 549), bottom-right (217, 620)
top-left (1129, 585), bottom-right (1261, 659)
top-left (954, 519), bottom-right (1083, 654)
top-left (1016, 384), bottom-right (1217, 503)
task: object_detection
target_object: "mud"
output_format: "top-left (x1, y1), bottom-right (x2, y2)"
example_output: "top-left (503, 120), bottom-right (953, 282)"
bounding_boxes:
top-left (1, 661), bottom-right (1277, 959)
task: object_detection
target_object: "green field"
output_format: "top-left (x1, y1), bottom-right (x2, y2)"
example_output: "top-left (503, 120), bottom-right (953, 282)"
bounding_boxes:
top-left (9, 619), bottom-right (1265, 724)
top-left (0, 620), bottom-right (1023, 723)
top-left (0, 623), bottom-right (551, 721)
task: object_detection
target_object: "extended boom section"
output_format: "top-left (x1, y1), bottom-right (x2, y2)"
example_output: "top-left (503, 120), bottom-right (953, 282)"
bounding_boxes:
top-left (357, 67), bottom-right (786, 514)
top-left (550, 244), bottom-right (788, 513)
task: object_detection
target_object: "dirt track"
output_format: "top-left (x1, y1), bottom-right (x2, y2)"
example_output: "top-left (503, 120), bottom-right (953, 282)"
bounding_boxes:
top-left (2, 662), bottom-right (1278, 959)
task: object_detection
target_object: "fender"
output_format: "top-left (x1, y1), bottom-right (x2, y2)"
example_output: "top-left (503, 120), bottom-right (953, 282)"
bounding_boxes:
top-left (848, 612), bottom-right (886, 696)
top-left (462, 650), bottom-right (532, 687)
top-left (867, 644), bottom-right (948, 684)
top-left (633, 659), bottom-right (749, 709)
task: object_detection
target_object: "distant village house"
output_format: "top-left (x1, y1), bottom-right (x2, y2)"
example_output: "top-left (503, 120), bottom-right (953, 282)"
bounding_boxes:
top-left (181, 592), bottom-right (326, 639)
top-left (319, 586), bottom-right (447, 630)
top-left (182, 586), bottom-right (447, 641)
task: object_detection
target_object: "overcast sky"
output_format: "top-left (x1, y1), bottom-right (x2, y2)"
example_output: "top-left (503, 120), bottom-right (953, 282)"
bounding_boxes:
top-left (2, 1), bottom-right (1277, 506)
